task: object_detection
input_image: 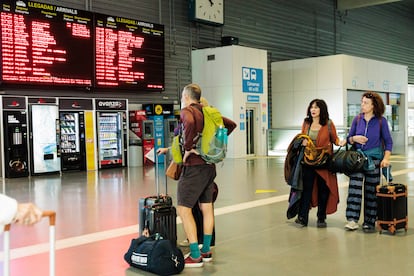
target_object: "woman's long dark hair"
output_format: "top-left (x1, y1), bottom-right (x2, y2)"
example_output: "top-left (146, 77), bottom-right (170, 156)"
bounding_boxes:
top-left (304, 99), bottom-right (330, 126)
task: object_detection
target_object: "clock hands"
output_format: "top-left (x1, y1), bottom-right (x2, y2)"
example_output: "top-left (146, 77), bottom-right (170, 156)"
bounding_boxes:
top-left (193, 0), bottom-right (223, 25)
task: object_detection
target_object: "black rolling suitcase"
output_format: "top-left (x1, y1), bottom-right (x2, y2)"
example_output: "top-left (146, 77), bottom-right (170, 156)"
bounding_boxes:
top-left (139, 155), bottom-right (177, 245)
top-left (376, 167), bottom-right (408, 234)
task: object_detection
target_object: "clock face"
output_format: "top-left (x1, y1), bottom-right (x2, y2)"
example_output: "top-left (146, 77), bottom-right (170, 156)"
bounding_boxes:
top-left (192, 0), bottom-right (224, 26)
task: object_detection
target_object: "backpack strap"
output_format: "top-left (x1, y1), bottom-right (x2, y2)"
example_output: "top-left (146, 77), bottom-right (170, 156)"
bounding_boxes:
top-left (327, 119), bottom-right (332, 143)
top-left (186, 104), bottom-right (203, 147)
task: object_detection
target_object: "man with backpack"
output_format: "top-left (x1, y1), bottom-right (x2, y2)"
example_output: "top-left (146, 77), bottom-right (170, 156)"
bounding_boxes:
top-left (178, 83), bottom-right (236, 268)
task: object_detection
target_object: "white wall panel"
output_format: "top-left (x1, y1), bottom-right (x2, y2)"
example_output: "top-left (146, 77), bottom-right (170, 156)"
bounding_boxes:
top-left (317, 56), bottom-right (343, 90)
top-left (272, 92), bottom-right (295, 128)
top-left (271, 61), bottom-right (294, 93)
top-left (293, 59), bottom-right (318, 92)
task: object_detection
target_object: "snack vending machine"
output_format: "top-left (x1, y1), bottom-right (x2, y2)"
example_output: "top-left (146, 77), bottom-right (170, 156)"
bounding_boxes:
top-left (95, 99), bottom-right (128, 169)
top-left (2, 96), bottom-right (29, 178)
top-left (28, 98), bottom-right (61, 175)
top-left (59, 98), bottom-right (90, 171)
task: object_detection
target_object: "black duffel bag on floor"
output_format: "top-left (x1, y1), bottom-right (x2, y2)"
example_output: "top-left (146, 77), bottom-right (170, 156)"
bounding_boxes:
top-left (124, 233), bottom-right (184, 275)
top-left (329, 147), bottom-right (366, 176)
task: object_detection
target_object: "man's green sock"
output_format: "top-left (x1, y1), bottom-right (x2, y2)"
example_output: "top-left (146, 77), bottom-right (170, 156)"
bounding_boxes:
top-left (190, 243), bottom-right (201, 258)
top-left (201, 234), bottom-right (212, 253)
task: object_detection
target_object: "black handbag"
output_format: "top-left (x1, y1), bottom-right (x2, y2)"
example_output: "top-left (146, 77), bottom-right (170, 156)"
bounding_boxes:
top-left (124, 233), bottom-right (184, 276)
top-left (329, 147), bottom-right (366, 176)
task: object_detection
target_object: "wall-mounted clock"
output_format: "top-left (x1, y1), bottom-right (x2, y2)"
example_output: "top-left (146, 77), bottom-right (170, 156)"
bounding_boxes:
top-left (189, 0), bottom-right (224, 26)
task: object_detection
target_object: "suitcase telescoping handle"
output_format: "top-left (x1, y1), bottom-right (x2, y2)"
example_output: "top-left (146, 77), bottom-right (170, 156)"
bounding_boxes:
top-left (155, 153), bottom-right (168, 195)
top-left (381, 166), bottom-right (391, 186)
top-left (3, 210), bottom-right (56, 276)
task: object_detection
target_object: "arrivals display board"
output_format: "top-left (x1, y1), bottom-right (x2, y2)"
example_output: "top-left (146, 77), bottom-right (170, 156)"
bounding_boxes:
top-left (0, 1), bottom-right (165, 91)
top-left (0, 0), bottom-right (93, 87)
top-left (94, 13), bottom-right (164, 90)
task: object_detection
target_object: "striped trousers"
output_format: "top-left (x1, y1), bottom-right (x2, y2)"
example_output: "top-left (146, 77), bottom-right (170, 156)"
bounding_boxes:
top-left (345, 160), bottom-right (380, 227)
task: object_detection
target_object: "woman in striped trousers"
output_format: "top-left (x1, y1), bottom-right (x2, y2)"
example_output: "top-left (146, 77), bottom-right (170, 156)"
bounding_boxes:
top-left (344, 92), bottom-right (393, 233)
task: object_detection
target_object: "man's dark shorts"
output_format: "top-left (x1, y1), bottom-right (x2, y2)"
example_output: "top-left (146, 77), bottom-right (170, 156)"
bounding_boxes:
top-left (177, 164), bottom-right (216, 208)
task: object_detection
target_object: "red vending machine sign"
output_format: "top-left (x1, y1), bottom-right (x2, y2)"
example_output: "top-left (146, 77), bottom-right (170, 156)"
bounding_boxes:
top-left (129, 110), bottom-right (146, 138)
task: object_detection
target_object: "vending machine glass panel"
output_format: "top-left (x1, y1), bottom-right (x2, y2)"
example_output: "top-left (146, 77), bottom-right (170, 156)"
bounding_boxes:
top-left (97, 112), bottom-right (124, 168)
top-left (60, 112), bottom-right (86, 171)
top-left (30, 104), bottom-right (61, 174)
top-left (60, 112), bottom-right (80, 153)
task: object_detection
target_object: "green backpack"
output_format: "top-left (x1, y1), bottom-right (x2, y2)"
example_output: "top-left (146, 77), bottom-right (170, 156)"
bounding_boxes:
top-left (196, 106), bottom-right (228, 164)
top-left (171, 135), bottom-right (183, 164)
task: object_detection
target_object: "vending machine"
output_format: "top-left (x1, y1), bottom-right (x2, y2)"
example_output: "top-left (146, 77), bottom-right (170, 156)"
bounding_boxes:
top-left (28, 98), bottom-right (61, 175)
top-left (59, 98), bottom-right (90, 171)
top-left (2, 96), bottom-right (29, 178)
top-left (95, 99), bottom-right (128, 169)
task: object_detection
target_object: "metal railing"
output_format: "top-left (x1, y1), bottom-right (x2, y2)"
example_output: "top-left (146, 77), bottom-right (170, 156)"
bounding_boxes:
top-left (267, 127), bottom-right (349, 156)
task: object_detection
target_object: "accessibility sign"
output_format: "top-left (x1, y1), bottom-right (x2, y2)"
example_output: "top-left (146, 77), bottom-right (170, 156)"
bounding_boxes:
top-left (242, 67), bottom-right (263, 93)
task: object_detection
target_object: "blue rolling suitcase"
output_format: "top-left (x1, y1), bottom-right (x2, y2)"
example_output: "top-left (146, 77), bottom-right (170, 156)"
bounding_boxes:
top-left (138, 155), bottom-right (177, 245)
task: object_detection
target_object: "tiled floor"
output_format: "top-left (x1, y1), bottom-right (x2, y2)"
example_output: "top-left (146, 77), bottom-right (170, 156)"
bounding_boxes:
top-left (1, 148), bottom-right (414, 275)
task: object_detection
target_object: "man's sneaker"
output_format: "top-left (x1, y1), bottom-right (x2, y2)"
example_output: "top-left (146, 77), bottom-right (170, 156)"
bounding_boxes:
top-left (201, 251), bottom-right (213, 262)
top-left (179, 240), bottom-right (205, 249)
top-left (362, 223), bottom-right (376, 233)
top-left (179, 239), bottom-right (190, 247)
top-left (184, 254), bottom-right (203, 268)
top-left (345, 220), bottom-right (359, 230)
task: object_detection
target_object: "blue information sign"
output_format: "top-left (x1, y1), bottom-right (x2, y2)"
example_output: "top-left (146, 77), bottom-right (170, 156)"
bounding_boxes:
top-left (247, 95), bottom-right (260, 102)
top-left (242, 67), bottom-right (263, 93)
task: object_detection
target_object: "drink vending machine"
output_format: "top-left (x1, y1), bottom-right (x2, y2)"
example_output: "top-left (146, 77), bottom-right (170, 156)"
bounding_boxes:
top-left (59, 98), bottom-right (90, 171)
top-left (2, 96), bottom-right (29, 178)
top-left (95, 99), bottom-right (128, 169)
top-left (28, 97), bottom-right (61, 175)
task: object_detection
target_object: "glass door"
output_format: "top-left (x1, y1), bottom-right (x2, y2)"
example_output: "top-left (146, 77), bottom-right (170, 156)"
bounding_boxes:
top-left (246, 106), bottom-right (256, 155)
